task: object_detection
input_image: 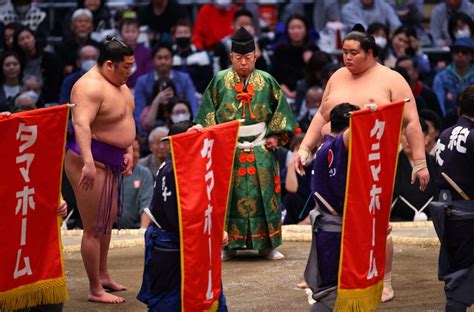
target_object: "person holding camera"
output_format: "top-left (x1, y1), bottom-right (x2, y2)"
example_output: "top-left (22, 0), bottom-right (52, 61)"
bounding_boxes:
top-left (134, 42), bottom-right (198, 137)
top-left (141, 78), bottom-right (176, 133)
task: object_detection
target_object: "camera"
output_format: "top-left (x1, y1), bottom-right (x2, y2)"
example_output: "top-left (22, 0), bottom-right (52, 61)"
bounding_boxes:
top-left (161, 80), bottom-right (170, 90)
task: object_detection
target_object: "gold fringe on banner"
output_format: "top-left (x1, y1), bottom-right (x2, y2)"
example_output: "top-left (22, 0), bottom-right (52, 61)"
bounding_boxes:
top-left (334, 280), bottom-right (383, 312)
top-left (203, 299), bottom-right (218, 312)
top-left (0, 277), bottom-right (68, 312)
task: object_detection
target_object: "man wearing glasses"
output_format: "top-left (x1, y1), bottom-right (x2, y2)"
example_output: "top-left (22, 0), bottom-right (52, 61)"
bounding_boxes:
top-left (433, 37), bottom-right (474, 121)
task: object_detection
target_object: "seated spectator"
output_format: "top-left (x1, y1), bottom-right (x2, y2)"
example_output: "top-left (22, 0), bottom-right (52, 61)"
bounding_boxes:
top-left (59, 45), bottom-right (99, 104)
top-left (386, 0), bottom-right (423, 29)
top-left (21, 74), bottom-right (42, 105)
top-left (79, 0), bottom-right (112, 33)
top-left (341, 0), bottom-right (401, 31)
top-left (61, 0), bottom-right (114, 38)
top-left (138, 126), bottom-right (170, 176)
top-left (272, 14), bottom-right (317, 102)
top-left (134, 42), bottom-right (197, 137)
top-left (433, 37), bottom-right (474, 123)
top-left (419, 109), bottom-right (442, 154)
top-left (137, 0), bottom-right (188, 46)
top-left (2, 22), bottom-right (22, 52)
top-left (0, 0), bottom-right (12, 16)
top-left (171, 19), bottom-right (213, 94)
top-left (391, 118), bottom-right (439, 221)
top-left (312, 0), bottom-right (343, 33)
top-left (385, 26), bottom-right (430, 74)
top-left (118, 14), bottom-right (153, 89)
top-left (387, 0), bottom-right (431, 45)
top-left (294, 51), bottom-right (331, 115)
top-left (368, 22), bottom-right (391, 65)
top-left (167, 97), bottom-right (193, 128)
top-left (396, 56), bottom-right (442, 117)
top-left (13, 25), bottom-right (62, 105)
top-left (121, 139), bottom-right (154, 229)
top-left (282, 133), bottom-right (313, 224)
top-left (213, 8), bottom-right (268, 73)
top-left (448, 12), bottom-right (474, 44)
top-left (56, 8), bottom-right (100, 76)
top-left (0, 0), bottom-right (48, 46)
top-left (141, 77), bottom-right (176, 133)
top-left (192, 1), bottom-right (238, 50)
top-left (298, 86), bottom-right (323, 132)
top-left (431, 0), bottom-right (474, 47)
top-left (0, 51), bottom-right (22, 112)
top-left (13, 89), bottom-right (38, 111)
top-left (22, 74), bottom-right (41, 94)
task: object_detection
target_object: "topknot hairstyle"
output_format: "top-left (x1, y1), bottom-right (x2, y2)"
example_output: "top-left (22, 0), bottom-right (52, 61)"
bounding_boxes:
top-left (343, 24), bottom-right (379, 57)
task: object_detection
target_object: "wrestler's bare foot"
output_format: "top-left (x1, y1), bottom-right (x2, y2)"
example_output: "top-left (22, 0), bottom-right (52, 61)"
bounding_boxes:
top-left (100, 278), bottom-right (127, 292)
top-left (381, 286), bottom-right (394, 303)
top-left (88, 290), bottom-right (125, 303)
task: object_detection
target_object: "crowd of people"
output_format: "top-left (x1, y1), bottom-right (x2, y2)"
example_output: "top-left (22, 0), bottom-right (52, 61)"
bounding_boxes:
top-left (0, 0), bottom-right (472, 231)
top-left (2, 0), bottom-right (473, 310)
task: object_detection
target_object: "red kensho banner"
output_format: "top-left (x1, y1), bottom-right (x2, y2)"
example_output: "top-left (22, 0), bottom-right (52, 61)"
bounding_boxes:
top-left (334, 101), bottom-right (404, 311)
top-left (170, 120), bottom-right (239, 312)
top-left (0, 105), bottom-right (70, 311)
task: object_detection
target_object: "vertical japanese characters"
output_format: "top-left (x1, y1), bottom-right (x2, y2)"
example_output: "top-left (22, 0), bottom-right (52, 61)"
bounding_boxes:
top-left (367, 119), bottom-right (385, 280)
top-left (14, 123), bottom-right (38, 279)
top-left (201, 137), bottom-right (215, 301)
top-left (435, 125), bottom-right (470, 166)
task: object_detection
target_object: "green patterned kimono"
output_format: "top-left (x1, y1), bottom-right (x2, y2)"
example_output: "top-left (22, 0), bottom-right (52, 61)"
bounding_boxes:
top-left (194, 68), bottom-right (296, 250)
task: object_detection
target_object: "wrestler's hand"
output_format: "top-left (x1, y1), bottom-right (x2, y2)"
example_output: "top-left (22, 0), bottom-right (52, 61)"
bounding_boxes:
top-left (414, 167), bottom-right (430, 191)
top-left (266, 135), bottom-right (278, 150)
top-left (294, 153), bottom-right (305, 176)
top-left (0, 111), bottom-right (11, 117)
top-left (222, 231), bottom-right (229, 247)
top-left (122, 153), bottom-right (133, 176)
top-left (188, 124), bottom-right (203, 132)
top-left (56, 200), bottom-right (68, 218)
top-left (79, 162), bottom-right (96, 191)
top-left (295, 145), bottom-right (311, 176)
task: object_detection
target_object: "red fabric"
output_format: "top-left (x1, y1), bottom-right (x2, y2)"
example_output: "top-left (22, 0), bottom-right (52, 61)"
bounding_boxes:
top-left (413, 80), bottom-right (423, 97)
top-left (171, 120), bottom-right (239, 311)
top-left (0, 105), bottom-right (69, 293)
top-left (259, 6), bottom-right (277, 29)
top-left (192, 4), bottom-right (238, 50)
top-left (339, 101), bottom-right (404, 291)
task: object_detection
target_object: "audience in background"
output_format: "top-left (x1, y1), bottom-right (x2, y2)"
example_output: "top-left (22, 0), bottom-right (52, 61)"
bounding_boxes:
top-left (59, 44), bottom-right (99, 103)
top-left (272, 14), bottom-right (316, 102)
top-left (192, 0), bottom-right (238, 51)
top-left (430, 0), bottom-right (474, 47)
top-left (141, 77), bottom-right (176, 132)
top-left (137, 0), bottom-right (188, 46)
top-left (138, 126), bottom-right (170, 177)
top-left (0, 0), bottom-right (49, 46)
top-left (433, 37), bottom-right (474, 126)
top-left (341, 0), bottom-right (401, 31)
top-left (121, 139), bottom-right (154, 229)
top-left (0, 50), bottom-right (22, 111)
top-left (57, 8), bottom-right (100, 76)
top-left (134, 42), bottom-right (197, 137)
top-left (0, 0), bottom-right (469, 233)
top-left (13, 25), bottom-right (61, 105)
top-left (118, 13), bottom-right (153, 88)
top-left (171, 18), bottom-right (213, 94)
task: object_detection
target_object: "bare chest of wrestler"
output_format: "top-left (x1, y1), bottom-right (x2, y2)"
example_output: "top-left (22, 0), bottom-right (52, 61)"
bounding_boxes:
top-left (323, 70), bottom-right (393, 118)
top-left (91, 85), bottom-right (136, 149)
